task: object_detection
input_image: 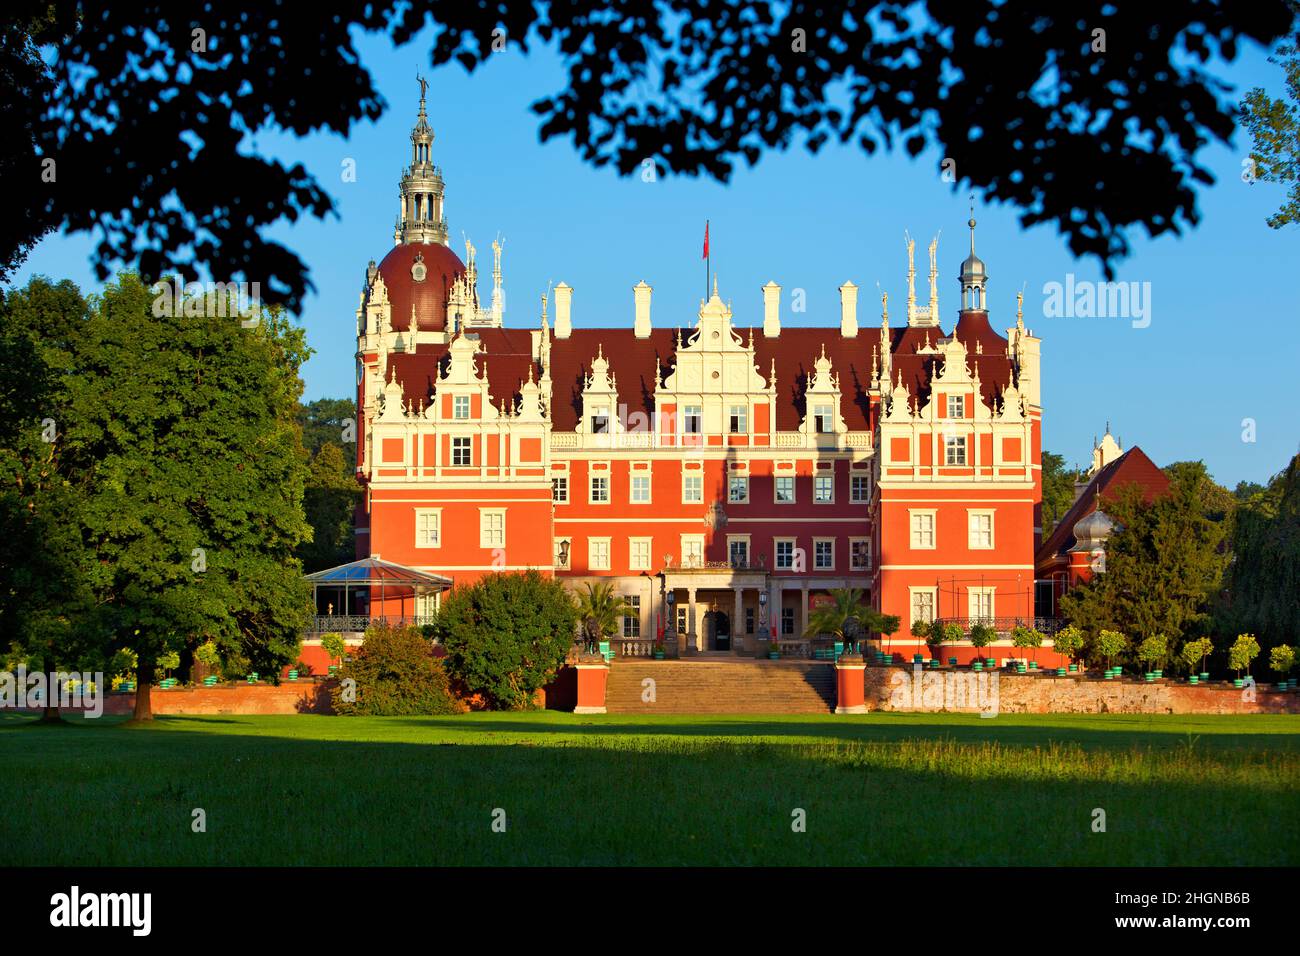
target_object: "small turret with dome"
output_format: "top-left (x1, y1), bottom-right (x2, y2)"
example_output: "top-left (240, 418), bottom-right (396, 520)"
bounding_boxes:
top-left (959, 201), bottom-right (987, 312)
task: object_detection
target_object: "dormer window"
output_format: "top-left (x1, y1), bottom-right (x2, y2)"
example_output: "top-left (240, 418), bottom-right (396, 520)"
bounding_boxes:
top-left (728, 405), bottom-right (748, 434)
top-left (814, 404), bottom-right (835, 434)
top-left (591, 405), bottom-right (610, 434)
top-left (453, 395), bottom-right (470, 420)
top-left (947, 395), bottom-right (965, 419)
top-left (683, 405), bottom-right (702, 434)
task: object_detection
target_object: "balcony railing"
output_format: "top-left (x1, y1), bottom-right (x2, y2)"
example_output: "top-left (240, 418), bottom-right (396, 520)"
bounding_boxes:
top-left (931, 617), bottom-right (1065, 637)
top-left (666, 556), bottom-right (768, 572)
top-left (307, 615), bottom-right (437, 634)
top-left (549, 431), bottom-right (874, 452)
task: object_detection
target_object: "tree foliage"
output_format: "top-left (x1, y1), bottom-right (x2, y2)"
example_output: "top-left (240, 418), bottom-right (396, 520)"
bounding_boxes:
top-left (573, 581), bottom-right (632, 647)
top-left (1060, 470), bottom-right (1227, 669)
top-left (299, 442), bottom-right (361, 573)
top-left (3, 3), bottom-right (1295, 307)
top-left (331, 622), bottom-right (458, 716)
top-left (805, 587), bottom-right (873, 645)
top-left (1241, 35), bottom-right (1300, 229)
top-left (435, 570), bottom-right (579, 710)
top-left (1223, 454), bottom-right (1300, 648)
top-left (1040, 451), bottom-right (1085, 536)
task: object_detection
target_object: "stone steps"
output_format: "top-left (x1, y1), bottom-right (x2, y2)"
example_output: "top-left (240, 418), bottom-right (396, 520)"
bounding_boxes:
top-left (605, 660), bottom-right (835, 714)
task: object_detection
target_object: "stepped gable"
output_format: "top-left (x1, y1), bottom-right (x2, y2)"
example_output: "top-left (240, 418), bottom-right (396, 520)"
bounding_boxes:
top-left (384, 327), bottom-right (540, 412)
top-left (888, 312), bottom-right (1014, 412)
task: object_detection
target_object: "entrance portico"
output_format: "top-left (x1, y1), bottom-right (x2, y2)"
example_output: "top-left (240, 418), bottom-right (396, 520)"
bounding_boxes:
top-left (659, 568), bottom-right (768, 655)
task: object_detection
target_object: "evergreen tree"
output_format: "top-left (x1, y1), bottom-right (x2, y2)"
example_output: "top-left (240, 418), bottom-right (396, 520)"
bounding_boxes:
top-left (1041, 450), bottom-right (1085, 535)
top-left (1224, 454), bottom-right (1300, 649)
top-left (298, 442), bottom-right (361, 572)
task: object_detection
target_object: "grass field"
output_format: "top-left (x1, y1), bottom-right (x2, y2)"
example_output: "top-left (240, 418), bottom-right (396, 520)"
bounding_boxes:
top-left (3, 711), bottom-right (1297, 866)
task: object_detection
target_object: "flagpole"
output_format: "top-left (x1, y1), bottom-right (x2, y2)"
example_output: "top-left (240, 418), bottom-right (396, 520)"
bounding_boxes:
top-left (704, 219), bottom-right (710, 299)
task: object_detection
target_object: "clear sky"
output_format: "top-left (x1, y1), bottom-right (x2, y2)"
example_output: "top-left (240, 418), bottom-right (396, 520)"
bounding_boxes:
top-left (14, 25), bottom-right (1300, 488)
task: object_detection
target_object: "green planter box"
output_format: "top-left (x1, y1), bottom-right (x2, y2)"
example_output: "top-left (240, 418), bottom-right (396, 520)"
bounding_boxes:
top-left (1200, 672), bottom-right (1210, 682)
top-left (287, 670), bottom-right (298, 681)
top-left (652, 650), bottom-right (666, 660)
top-left (972, 662), bottom-right (983, 672)
top-left (1056, 667), bottom-right (1067, 677)
top-left (1189, 675), bottom-right (1199, 684)
top-left (768, 652), bottom-right (780, 660)
top-left (202, 676), bottom-right (218, 687)
top-left (1233, 678), bottom-right (1245, 688)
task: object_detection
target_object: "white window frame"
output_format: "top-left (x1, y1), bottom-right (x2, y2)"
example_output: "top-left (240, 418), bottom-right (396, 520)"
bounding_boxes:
top-left (726, 534), bottom-right (751, 568)
top-left (774, 537), bottom-right (796, 570)
top-left (414, 508), bottom-right (442, 548)
top-left (453, 395), bottom-right (471, 420)
top-left (590, 474), bottom-right (610, 504)
top-left (814, 473), bottom-right (834, 504)
top-left (849, 536), bottom-right (871, 571)
top-left (814, 404), bottom-right (835, 433)
top-left (680, 534), bottom-right (705, 568)
top-left (967, 509), bottom-right (995, 550)
top-left (909, 509), bottom-right (936, 550)
top-left (629, 537), bottom-right (652, 571)
top-left (944, 435), bottom-right (967, 466)
top-left (728, 404), bottom-right (748, 434)
top-left (850, 473), bottom-right (870, 503)
top-left (588, 536), bottom-right (611, 571)
top-left (909, 587), bottom-right (937, 632)
top-left (451, 436), bottom-right (472, 466)
top-left (813, 537), bottom-right (835, 570)
top-left (630, 473), bottom-right (652, 504)
top-left (552, 476), bottom-right (568, 504)
top-left (774, 475), bottom-right (796, 504)
top-left (622, 594), bottom-right (641, 637)
top-left (682, 473), bottom-right (704, 504)
top-left (728, 474), bottom-right (749, 504)
top-left (969, 587), bottom-right (996, 623)
top-left (479, 508), bottom-right (505, 548)
top-left (682, 405), bottom-right (703, 435)
top-left (946, 394), bottom-right (964, 419)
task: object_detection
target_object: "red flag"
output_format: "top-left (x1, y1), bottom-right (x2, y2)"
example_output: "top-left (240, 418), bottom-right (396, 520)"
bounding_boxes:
top-left (702, 220), bottom-right (709, 260)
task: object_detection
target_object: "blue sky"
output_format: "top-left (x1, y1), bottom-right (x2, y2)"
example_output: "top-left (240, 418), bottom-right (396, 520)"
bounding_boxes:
top-left (14, 26), bottom-right (1300, 488)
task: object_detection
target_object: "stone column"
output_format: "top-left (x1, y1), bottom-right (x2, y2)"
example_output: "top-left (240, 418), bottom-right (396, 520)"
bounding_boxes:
top-left (687, 587), bottom-right (698, 654)
top-left (733, 586), bottom-right (744, 654)
top-left (800, 585), bottom-right (810, 640)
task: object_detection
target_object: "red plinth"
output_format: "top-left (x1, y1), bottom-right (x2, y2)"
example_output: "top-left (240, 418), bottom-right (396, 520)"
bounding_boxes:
top-left (834, 655), bottom-right (867, 714)
top-left (574, 656), bottom-right (609, 714)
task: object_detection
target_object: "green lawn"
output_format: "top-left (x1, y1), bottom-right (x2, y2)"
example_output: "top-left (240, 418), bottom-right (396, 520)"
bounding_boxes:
top-left (4, 711), bottom-right (1297, 866)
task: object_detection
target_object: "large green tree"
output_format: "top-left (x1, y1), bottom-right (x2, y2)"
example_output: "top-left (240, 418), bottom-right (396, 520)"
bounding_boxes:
top-left (57, 274), bottom-right (314, 720)
top-left (1241, 32), bottom-right (1300, 229)
top-left (1223, 454), bottom-right (1300, 648)
top-left (1040, 451), bottom-right (1085, 536)
top-left (1060, 469), bottom-right (1227, 669)
top-left (299, 442), bottom-right (361, 573)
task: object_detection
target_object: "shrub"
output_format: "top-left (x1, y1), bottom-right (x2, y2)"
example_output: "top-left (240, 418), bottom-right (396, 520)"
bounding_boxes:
top-left (320, 632), bottom-right (347, 668)
top-left (1095, 630), bottom-right (1128, 669)
top-left (1181, 636), bottom-right (1213, 674)
top-left (1052, 625), bottom-right (1084, 665)
top-left (1269, 645), bottom-right (1296, 676)
top-left (1011, 625), bottom-right (1044, 663)
top-left (1137, 634), bottom-right (1168, 671)
top-left (435, 570), bottom-right (580, 710)
top-left (331, 622), bottom-right (458, 716)
top-left (194, 641), bottom-right (221, 668)
top-left (293, 659), bottom-right (313, 677)
top-left (969, 623), bottom-right (995, 650)
top-left (910, 619), bottom-right (931, 641)
top-left (1228, 633), bottom-right (1261, 677)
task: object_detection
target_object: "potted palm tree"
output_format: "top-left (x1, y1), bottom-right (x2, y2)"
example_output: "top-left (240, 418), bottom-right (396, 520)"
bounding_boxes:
top-left (575, 581), bottom-right (633, 660)
top-left (804, 587), bottom-right (868, 658)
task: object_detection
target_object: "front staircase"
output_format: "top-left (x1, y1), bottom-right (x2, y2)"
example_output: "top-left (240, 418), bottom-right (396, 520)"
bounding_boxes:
top-left (604, 659), bottom-right (836, 714)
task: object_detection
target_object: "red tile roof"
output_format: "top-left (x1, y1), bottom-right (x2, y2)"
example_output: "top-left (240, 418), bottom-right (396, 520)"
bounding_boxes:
top-left (1035, 446), bottom-right (1171, 567)
top-left (374, 242), bottom-right (466, 333)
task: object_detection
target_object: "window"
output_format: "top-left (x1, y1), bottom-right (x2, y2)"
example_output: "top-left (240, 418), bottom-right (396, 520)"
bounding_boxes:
top-left (683, 405), bottom-right (702, 434)
top-left (969, 588), bottom-right (995, 623)
top-left (781, 607), bottom-right (795, 636)
top-left (745, 607), bottom-right (755, 635)
top-left (683, 474), bottom-right (703, 503)
top-left (850, 538), bottom-right (870, 570)
top-left (851, 474), bottom-right (870, 503)
top-left (775, 476), bottom-right (795, 503)
top-left (814, 538), bottom-right (834, 570)
top-left (728, 475), bottom-right (749, 503)
top-left (453, 395), bottom-right (470, 420)
top-left (630, 475), bottom-right (651, 504)
top-left (554, 537), bottom-right (572, 569)
top-left (629, 537), bottom-right (652, 571)
top-left (452, 436), bottom-right (471, 466)
top-left (814, 404), bottom-right (835, 433)
top-left (946, 394), bottom-right (965, 419)
top-left (728, 537), bottom-right (749, 568)
top-left (910, 511), bottom-right (935, 549)
top-left (944, 435), bottom-right (967, 466)
top-left (591, 405), bottom-right (610, 434)
top-left (590, 475), bottom-right (609, 503)
top-left (589, 537), bottom-right (611, 571)
top-left (775, 538), bottom-right (795, 570)
top-left (479, 510), bottom-right (505, 548)
top-left (552, 477), bottom-right (568, 503)
top-left (814, 474), bottom-right (834, 503)
top-left (968, 511), bottom-right (994, 549)
top-left (911, 589), bottom-right (935, 627)
top-left (623, 595), bottom-right (640, 637)
top-left (681, 535), bottom-right (704, 567)
top-left (728, 405), bottom-right (748, 433)
top-left (676, 607), bottom-right (687, 635)
top-left (414, 509), bottom-right (441, 548)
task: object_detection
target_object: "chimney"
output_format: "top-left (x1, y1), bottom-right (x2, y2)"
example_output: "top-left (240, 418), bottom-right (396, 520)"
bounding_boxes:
top-left (633, 280), bottom-right (652, 338)
top-left (762, 281), bottom-right (781, 337)
top-left (839, 281), bottom-right (858, 337)
top-left (554, 282), bottom-right (572, 339)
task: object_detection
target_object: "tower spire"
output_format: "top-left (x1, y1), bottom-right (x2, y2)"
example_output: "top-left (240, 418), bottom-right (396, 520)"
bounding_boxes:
top-left (395, 74), bottom-right (448, 246)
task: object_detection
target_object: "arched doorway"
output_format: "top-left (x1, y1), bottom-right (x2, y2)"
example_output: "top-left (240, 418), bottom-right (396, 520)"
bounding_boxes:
top-left (704, 611), bottom-right (730, 651)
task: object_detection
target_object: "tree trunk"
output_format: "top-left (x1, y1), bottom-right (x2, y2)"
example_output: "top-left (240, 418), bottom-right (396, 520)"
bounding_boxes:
top-left (132, 658), bottom-right (155, 722)
top-left (38, 703), bottom-right (61, 723)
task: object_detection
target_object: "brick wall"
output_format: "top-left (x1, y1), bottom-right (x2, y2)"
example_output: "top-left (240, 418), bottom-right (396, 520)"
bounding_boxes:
top-left (95, 681), bottom-right (334, 716)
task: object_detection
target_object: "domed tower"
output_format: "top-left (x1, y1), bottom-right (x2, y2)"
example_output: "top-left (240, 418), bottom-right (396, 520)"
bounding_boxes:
top-left (396, 74), bottom-right (448, 246)
top-left (958, 207), bottom-right (987, 312)
top-left (1068, 493), bottom-right (1114, 583)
